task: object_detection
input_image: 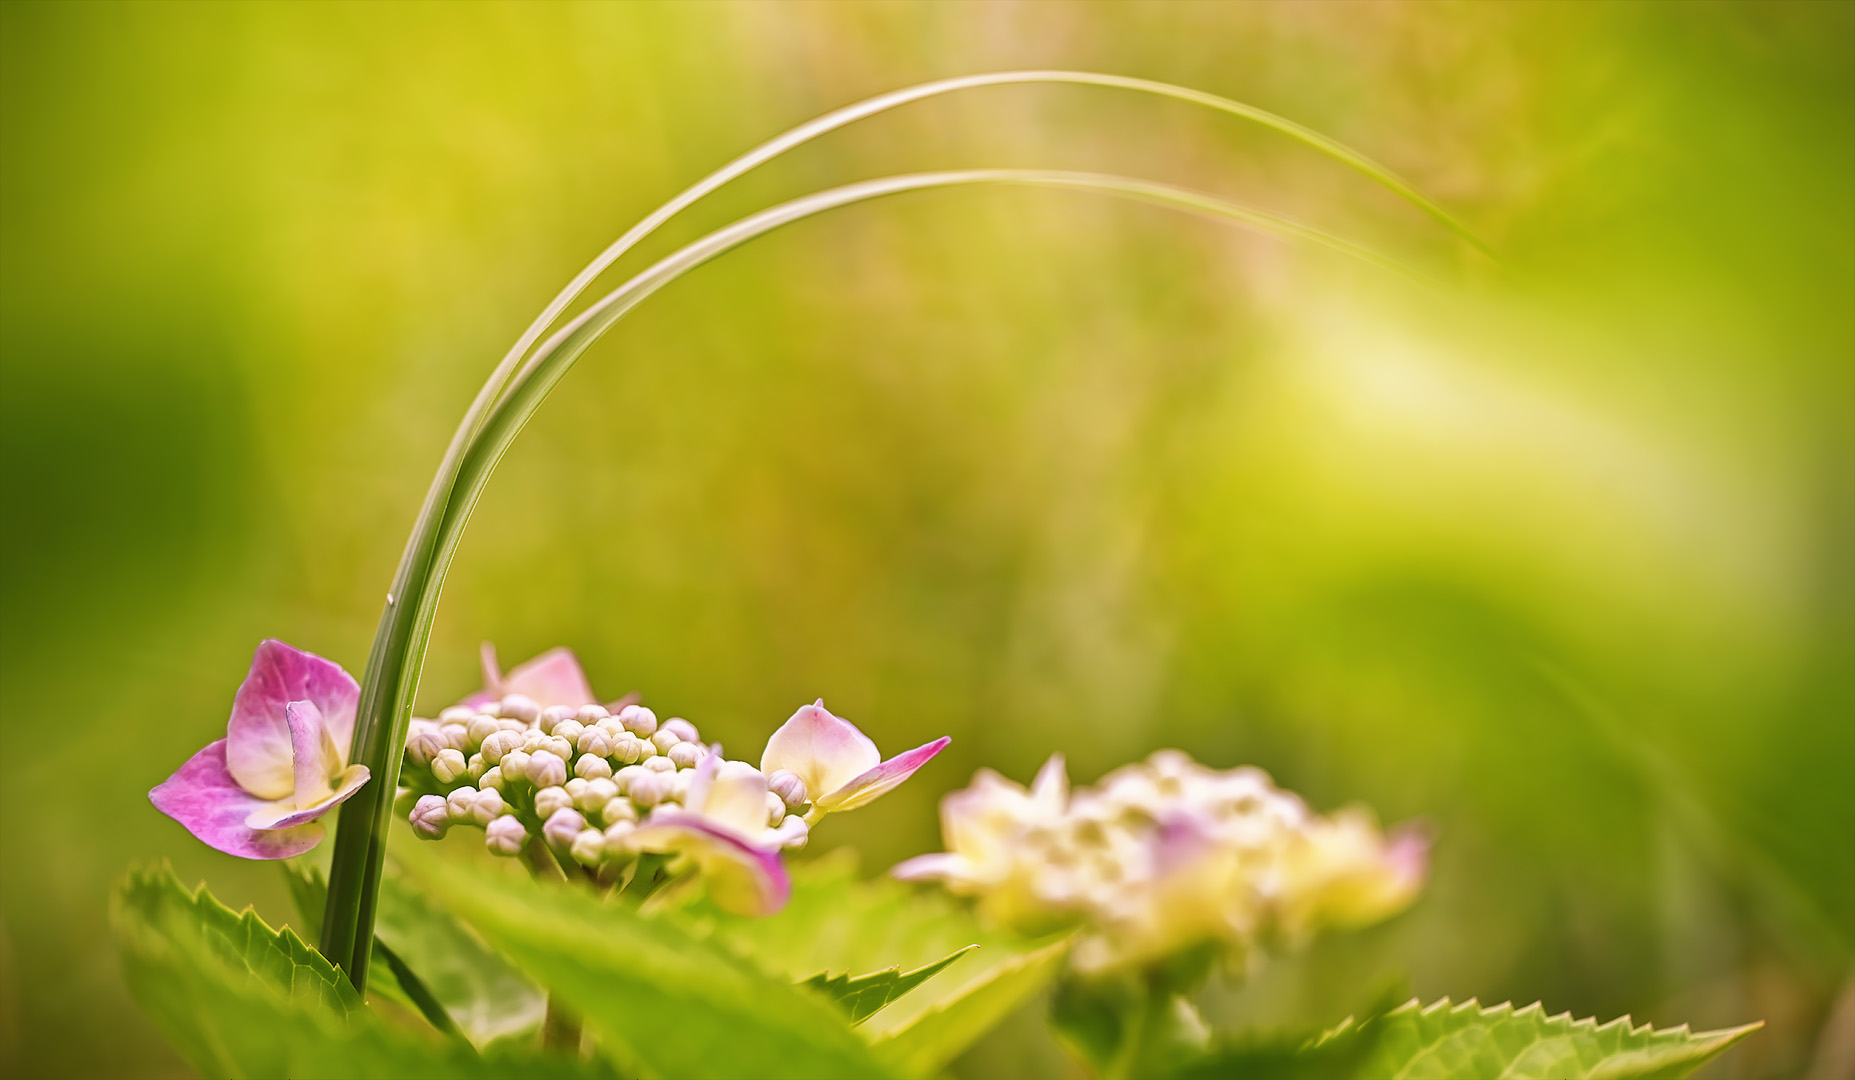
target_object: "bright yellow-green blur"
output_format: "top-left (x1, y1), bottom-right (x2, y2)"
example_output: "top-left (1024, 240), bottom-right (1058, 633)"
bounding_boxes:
top-left (1, 3), bottom-right (1849, 1077)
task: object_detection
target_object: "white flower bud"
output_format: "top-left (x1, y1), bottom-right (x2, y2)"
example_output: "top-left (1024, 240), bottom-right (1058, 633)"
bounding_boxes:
top-left (527, 749), bottom-right (569, 789)
top-left (575, 754), bottom-right (614, 780)
top-left (609, 734), bottom-right (643, 764)
top-left (432, 748), bottom-right (469, 784)
top-left (575, 704), bottom-right (610, 723)
top-left (500, 694), bottom-right (542, 724)
top-left (650, 729), bottom-right (681, 755)
top-left (551, 718), bottom-right (586, 746)
top-left (405, 729), bottom-right (446, 770)
top-left (766, 790), bottom-right (789, 828)
top-left (667, 741), bottom-right (706, 770)
top-left (662, 718), bottom-right (701, 743)
top-left (577, 727), bottom-right (614, 758)
top-left (564, 776), bottom-right (590, 800)
top-left (613, 765), bottom-right (648, 795)
top-left (569, 828), bottom-right (605, 866)
top-left (439, 706), bottom-right (476, 724)
top-left (778, 815), bottom-right (810, 851)
top-left (468, 787), bottom-right (505, 826)
top-left (522, 731), bottom-right (550, 753)
top-left (628, 770), bottom-right (672, 808)
top-left (576, 778), bottom-right (620, 814)
top-left (466, 752), bottom-right (487, 783)
top-left (409, 794), bottom-right (449, 840)
top-left (534, 785), bottom-right (573, 821)
top-left (539, 734), bottom-right (574, 762)
top-left (536, 704), bottom-right (575, 734)
top-left (467, 713), bottom-right (501, 750)
top-left (480, 765), bottom-right (505, 792)
top-left (477, 699), bottom-right (506, 718)
top-left (440, 723), bottom-right (471, 751)
top-left (596, 716), bottom-right (626, 739)
top-left (603, 820), bottom-right (636, 851)
top-left (618, 704), bottom-right (658, 738)
top-left (644, 755), bottom-right (676, 775)
top-left (767, 769), bottom-right (809, 810)
top-left (480, 729), bottom-right (522, 765)
top-left (600, 796), bottom-right (638, 827)
top-left (445, 786), bottom-right (479, 821)
top-left (669, 770), bottom-right (694, 804)
top-left (498, 716), bottom-right (529, 733)
top-left (486, 815), bottom-right (527, 856)
top-left (499, 749), bottom-right (531, 785)
top-left (543, 807), bottom-right (586, 850)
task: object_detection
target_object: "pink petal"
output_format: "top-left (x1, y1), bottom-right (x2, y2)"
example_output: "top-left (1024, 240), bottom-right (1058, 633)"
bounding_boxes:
top-left (890, 852), bottom-right (969, 882)
top-left (225, 640), bottom-right (359, 802)
top-left (285, 701), bottom-right (334, 806)
top-left (759, 701), bottom-right (880, 804)
top-left (630, 811), bottom-right (790, 916)
top-left (818, 736), bottom-right (951, 812)
top-left (243, 765), bottom-right (371, 831)
top-left (461, 644), bottom-right (597, 709)
top-left (149, 739), bottom-right (326, 860)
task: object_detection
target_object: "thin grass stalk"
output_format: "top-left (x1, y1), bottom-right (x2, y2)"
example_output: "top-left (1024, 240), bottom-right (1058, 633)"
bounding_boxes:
top-left (320, 69), bottom-right (1477, 985)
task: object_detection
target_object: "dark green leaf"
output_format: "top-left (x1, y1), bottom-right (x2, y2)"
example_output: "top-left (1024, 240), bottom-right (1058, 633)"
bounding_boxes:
top-left (395, 841), bottom-right (897, 1079)
top-left (802, 945), bottom-right (975, 1023)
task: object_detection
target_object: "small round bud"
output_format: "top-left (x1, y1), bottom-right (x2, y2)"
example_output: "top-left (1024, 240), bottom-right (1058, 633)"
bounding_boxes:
top-left (409, 794), bottom-right (450, 840)
top-left (467, 713), bottom-right (501, 749)
top-left (575, 754), bottom-right (614, 780)
top-left (577, 727), bottom-right (614, 758)
top-left (662, 718), bottom-right (701, 743)
top-left (551, 718), bottom-right (586, 746)
top-left (596, 716), bottom-right (627, 739)
top-left (468, 787), bottom-right (505, 826)
top-left (480, 730), bottom-right (522, 765)
top-left (534, 785), bottom-right (573, 821)
top-left (536, 704), bottom-right (575, 734)
top-left (610, 734), bottom-right (645, 764)
top-left (498, 717), bottom-right (529, 733)
top-left (543, 807), bottom-right (586, 850)
top-left (499, 694), bottom-right (542, 724)
top-left (432, 748), bottom-right (469, 785)
top-left (628, 770), bottom-right (672, 808)
top-left (564, 776), bottom-right (590, 800)
top-left (476, 700), bottom-right (506, 719)
top-left (466, 752), bottom-right (487, 783)
top-left (667, 742), bottom-right (705, 770)
top-left (613, 765), bottom-right (648, 795)
top-left (650, 729), bottom-right (682, 755)
top-left (439, 705), bottom-right (475, 724)
top-left (767, 769), bottom-right (809, 810)
top-left (766, 790), bottom-right (788, 828)
top-left (499, 749), bottom-right (532, 785)
top-left (445, 786), bottom-right (479, 821)
top-left (575, 704), bottom-right (610, 723)
top-left (439, 723), bottom-right (471, 751)
top-left (522, 730), bottom-right (551, 754)
top-left (644, 755), bottom-right (676, 774)
top-left (618, 705), bottom-right (658, 738)
top-left (486, 815), bottom-right (527, 856)
top-left (569, 828), bottom-right (605, 866)
top-left (480, 765), bottom-right (505, 791)
top-left (406, 729), bottom-right (446, 770)
top-left (576, 778), bottom-right (620, 814)
top-left (527, 750), bottom-right (569, 789)
top-left (602, 820), bottom-right (636, 851)
top-left (538, 734), bottom-right (573, 762)
top-left (778, 815), bottom-right (810, 851)
top-left (600, 796), bottom-right (638, 827)
top-left (669, 771), bottom-right (693, 804)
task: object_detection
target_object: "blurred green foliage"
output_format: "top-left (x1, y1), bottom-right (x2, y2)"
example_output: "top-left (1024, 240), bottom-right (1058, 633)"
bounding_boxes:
top-left (1, 2), bottom-right (1849, 1077)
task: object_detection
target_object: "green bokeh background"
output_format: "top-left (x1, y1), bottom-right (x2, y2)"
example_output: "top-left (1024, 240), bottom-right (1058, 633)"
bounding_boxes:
top-left (2, 3), bottom-right (1850, 1077)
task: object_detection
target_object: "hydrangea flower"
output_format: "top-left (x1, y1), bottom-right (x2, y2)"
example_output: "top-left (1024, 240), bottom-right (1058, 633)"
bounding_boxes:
top-left (895, 749), bottom-right (1427, 974)
top-left (760, 700), bottom-right (950, 821)
top-left (149, 640), bottom-right (370, 859)
top-left (628, 751), bottom-right (808, 916)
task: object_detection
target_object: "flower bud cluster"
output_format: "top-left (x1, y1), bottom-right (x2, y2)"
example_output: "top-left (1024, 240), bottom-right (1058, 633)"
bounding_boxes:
top-left (401, 699), bottom-right (735, 862)
top-left (893, 750), bottom-right (1428, 976)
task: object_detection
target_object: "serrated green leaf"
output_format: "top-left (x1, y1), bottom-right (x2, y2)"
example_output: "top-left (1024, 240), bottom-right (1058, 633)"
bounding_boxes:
top-left (667, 852), bottom-right (1071, 1076)
top-left (803, 945), bottom-right (976, 1023)
top-left (111, 862), bottom-right (612, 1080)
top-left (395, 841), bottom-right (898, 1079)
top-left (1209, 997), bottom-right (1760, 1080)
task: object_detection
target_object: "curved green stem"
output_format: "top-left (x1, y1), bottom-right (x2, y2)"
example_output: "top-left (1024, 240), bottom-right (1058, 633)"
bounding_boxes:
top-left (321, 70), bottom-right (1474, 989)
